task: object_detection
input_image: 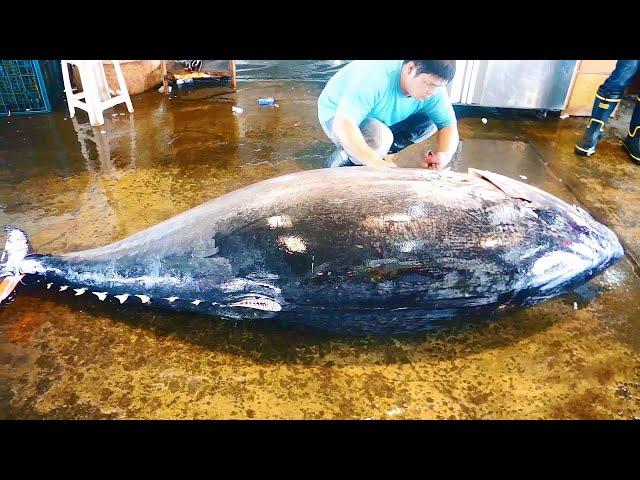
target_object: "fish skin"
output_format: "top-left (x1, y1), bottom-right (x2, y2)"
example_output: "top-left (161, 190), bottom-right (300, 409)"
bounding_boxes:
top-left (3, 168), bottom-right (624, 334)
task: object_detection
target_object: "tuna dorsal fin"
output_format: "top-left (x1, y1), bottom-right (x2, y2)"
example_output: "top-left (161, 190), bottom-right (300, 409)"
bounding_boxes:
top-left (468, 168), bottom-right (532, 202)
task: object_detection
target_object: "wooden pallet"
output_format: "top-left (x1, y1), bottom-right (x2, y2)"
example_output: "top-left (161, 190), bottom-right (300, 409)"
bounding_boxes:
top-left (161, 60), bottom-right (237, 93)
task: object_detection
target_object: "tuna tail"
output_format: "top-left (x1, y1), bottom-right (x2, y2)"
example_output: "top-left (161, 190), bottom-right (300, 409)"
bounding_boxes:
top-left (0, 226), bottom-right (44, 305)
top-left (0, 274), bottom-right (24, 305)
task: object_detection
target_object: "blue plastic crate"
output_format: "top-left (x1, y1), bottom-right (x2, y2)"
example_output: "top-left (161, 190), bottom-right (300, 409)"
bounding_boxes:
top-left (0, 60), bottom-right (64, 115)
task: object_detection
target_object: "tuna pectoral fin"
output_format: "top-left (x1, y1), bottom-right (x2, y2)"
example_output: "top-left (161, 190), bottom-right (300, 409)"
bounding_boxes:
top-left (0, 274), bottom-right (25, 305)
top-left (228, 295), bottom-right (282, 312)
top-left (468, 168), bottom-right (532, 202)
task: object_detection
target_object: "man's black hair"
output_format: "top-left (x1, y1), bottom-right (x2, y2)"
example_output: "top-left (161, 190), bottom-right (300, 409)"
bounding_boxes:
top-left (403, 60), bottom-right (457, 82)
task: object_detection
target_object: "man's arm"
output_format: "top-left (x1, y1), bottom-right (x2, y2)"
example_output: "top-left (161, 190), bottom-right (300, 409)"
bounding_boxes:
top-left (423, 124), bottom-right (460, 170)
top-left (332, 113), bottom-right (396, 168)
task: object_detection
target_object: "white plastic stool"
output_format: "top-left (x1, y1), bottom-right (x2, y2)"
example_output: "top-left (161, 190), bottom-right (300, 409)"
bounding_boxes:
top-left (61, 60), bottom-right (134, 126)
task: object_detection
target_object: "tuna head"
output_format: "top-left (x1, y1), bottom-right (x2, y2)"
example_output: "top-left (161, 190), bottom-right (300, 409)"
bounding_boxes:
top-left (470, 169), bottom-right (624, 300)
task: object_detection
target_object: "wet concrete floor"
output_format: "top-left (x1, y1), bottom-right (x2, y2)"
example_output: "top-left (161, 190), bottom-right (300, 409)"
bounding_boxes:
top-left (0, 80), bottom-right (639, 419)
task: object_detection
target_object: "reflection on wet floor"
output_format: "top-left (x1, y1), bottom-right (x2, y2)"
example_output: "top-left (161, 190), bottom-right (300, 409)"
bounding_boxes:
top-left (0, 81), bottom-right (639, 419)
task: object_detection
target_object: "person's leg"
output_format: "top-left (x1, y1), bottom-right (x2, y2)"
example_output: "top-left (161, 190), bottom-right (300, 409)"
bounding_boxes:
top-left (575, 60), bottom-right (640, 156)
top-left (321, 118), bottom-right (351, 167)
top-left (322, 117), bottom-right (393, 168)
top-left (388, 111), bottom-right (438, 154)
top-left (600, 60), bottom-right (640, 97)
top-left (623, 94), bottom-right (640, 163)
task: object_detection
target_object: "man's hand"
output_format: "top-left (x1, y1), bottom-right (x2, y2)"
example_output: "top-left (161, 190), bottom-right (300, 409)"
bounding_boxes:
top-left (383, 152), bottom-right (399, 167)
top-left (422, 151), bottom-right (452, 170)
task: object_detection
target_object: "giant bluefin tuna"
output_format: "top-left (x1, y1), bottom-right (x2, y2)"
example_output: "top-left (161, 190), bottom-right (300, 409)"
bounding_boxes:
top-left (0, 167), bottom-right (624, 334)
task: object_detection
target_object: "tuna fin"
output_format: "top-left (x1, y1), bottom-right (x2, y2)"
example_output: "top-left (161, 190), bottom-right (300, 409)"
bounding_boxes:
top-left (229, 295), bottom-right (282, 312)
top-left (468, 169), bottom-right (532, 202)
top-left (0, 274), bottom-right (25, 305)
top-left (1, 226), bottom-right (29, 276)
top-left (1, 227), bottom-right (29, 305)
top-left (1, 227), bottom-right (45, 276)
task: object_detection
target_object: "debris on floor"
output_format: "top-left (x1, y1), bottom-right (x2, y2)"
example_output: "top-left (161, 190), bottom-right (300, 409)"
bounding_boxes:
top-left (258, 97), bottom-right (276, 106)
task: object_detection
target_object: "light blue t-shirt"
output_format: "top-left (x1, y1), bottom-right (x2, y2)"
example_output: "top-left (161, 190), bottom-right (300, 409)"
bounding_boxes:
top-left (317, 60), bottom-right (456, 129)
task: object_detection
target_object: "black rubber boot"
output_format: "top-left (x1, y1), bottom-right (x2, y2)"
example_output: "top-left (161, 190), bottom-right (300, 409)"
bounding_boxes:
top-left (389, 112), bottom-right (437, 154)
top-left (575, 87), bottom-right (622, 156)
top-left (623, 96), bottom-right (640, 164)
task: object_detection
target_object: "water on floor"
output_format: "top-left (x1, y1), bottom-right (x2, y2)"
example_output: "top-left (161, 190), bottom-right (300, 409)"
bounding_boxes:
top-left (0, 81), bottom-right (639, 419)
